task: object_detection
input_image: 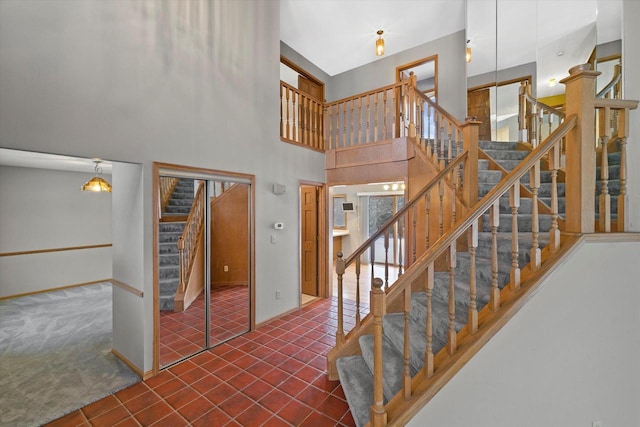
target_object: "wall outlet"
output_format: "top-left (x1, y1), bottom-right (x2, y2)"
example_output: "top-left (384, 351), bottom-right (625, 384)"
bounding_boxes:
top-left (276, 290), bottom-right (281, 300)
top-left (223, 265), bottom-right (229, 272)
top-left (593, 421), bottom-right (602, 427)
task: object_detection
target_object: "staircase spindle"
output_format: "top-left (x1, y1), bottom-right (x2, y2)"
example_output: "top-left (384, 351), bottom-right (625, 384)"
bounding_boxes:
top-left (355, 258), bottom-right (361, 327)
top-left (529, 162), bottom-right (541, 270)
top-left (384, 230), bottom-right (390, 289)
top-left (280, 86), bottom-right (285, 139)
top-left (424, 262), bottom-right (435, 377)
top-left (549, 142), bottom-right (561, 252)
top-left (349, 99), bottom-right (355, 147)
top-left (371, 241), bottom-right (376, 288)
top-left (342, 102), bottom-right (347, 148)
top-left (370, 277), bottom-right (387, 426)
top-left (510, 182), bottom-right (521, 291)
top-left (468, 222), bottom-right (478, 334)
top-left (412, 205), bottom-right (417, 263)
top-left (617, 110), bottom-right (629, 231)
top-left (438, 180), bottom-right (445, 237)
top-left (397, 219), bottom-right (404, 277)
top-left (335, 252), bottom-right (345, 347)
top-left (489, 200), bottom-right (500, 311)
top-left (447, 243), bottom-right (457, 355)
top-left (425, 191), bottom-right (431, 250)
top-left (366, 95), bottom-right (371, 143)
top-left (403, 288), bottom-right (411, 400)
top-left (374, 92), bottom-right (379, 142)
top-left (383, 90), bottom-right (388, 139)
top-left (598, 107), bottom-right (611, 232)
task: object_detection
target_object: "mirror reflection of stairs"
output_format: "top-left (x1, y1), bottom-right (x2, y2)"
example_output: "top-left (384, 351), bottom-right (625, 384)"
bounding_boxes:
top-left (336, 140), bottom-right (566, 427)
top-left (158, 178), bottom-right (194, 311)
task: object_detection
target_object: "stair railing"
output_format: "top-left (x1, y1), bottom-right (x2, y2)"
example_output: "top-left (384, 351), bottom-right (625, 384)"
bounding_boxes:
top-left (177, 181), bottom-right (205, 295)
top-left (518, 80), bottom-right (565, 148)
top-left (596, 62), bottom-right (622, 100)
top-left (280, 81), bottom-right (325, 152)
top-left (159, 176), bottom-right (179, 214)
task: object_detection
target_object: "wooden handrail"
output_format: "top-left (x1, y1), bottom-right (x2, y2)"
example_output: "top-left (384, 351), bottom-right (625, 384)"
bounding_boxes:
top-left (159, 176), bottom-right (179, 214)
top-left (518, 80), bottom-right (565, 147)
top-left (177, 181), bottom-right (205, 294)
top-left (596, 62), bottom-right (622, 99)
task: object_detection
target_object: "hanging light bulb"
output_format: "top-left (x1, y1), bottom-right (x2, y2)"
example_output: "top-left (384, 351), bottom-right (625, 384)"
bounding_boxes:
top-left (82, 160), bottom-right (112, 192)
top-left (376, 30), bottom-right (385, 56)
top-left (466, 40), bottom-right (472, 63)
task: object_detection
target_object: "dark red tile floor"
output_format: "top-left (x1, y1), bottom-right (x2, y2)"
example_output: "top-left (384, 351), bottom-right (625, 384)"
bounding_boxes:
top-left (160, 285), bottom-right (250, 367)
top-left (46, 297), bottom-right (367, 426)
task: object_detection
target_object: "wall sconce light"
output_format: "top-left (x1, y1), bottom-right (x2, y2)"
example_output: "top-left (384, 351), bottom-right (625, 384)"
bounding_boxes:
top-left (376, 30), bottom-right (385, 56)
top-left (466, 40), bottom-right (472, 63)
top-left (81, 160), bottom-right (112, 192)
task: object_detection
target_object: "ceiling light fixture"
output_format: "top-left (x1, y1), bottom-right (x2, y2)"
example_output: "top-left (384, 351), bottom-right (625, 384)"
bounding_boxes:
top-left (466, 40), bottom-right (472, 63)
top-left (549, 78), bottom-right (557, 87)
top-left (376, 30), bottom-right (385, 56)
top-left (82, 160), bottom-right (112, 193)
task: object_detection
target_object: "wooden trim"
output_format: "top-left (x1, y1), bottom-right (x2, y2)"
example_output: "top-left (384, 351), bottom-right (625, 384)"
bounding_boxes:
top-left (152, 163), bottom-right (160, 377)
top-left (111, 348), bottom-right (144, 379)
top-left (280, 137), bottom-right (326, 153)
top-left (597, 53), bottom-right (621, 64)
top-left (396, 54), bottom-right (438, 101)
top-left (0, 243), bottom-right (112, 257)
top-left (280, 55), bottom-right (325, 101)
top-left (467, 75), bottom-right (532, 93)
top-left (299, 180), bottom-right (328, 300)
top-left (583, 232), bottom-right (640, 243)
top-left (111, 279), bottom-right (144, 298)
top-left (0, 278), bottom-right (111, 301)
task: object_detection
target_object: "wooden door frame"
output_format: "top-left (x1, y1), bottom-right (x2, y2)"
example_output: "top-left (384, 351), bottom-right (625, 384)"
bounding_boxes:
top-left (299, 181), bottom-right (328, 301)
top-left (152, 162), bottom-right (256, 375)
top-left (281, 55), bottom-right (325, 102)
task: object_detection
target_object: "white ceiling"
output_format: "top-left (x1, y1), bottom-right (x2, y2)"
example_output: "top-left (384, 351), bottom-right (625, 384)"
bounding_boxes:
top-left (0, 148), bottom-right (112, 174)
top-left (280, 0), bottom-right (622, 99)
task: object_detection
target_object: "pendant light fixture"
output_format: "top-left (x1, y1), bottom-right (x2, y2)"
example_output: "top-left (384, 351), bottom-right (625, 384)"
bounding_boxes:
top-left (82, 160), bottom-right (112, 193)
top-left (466, 39), bottom-right (472, 63)
top-left (376, 30), bottom-right (385, 56)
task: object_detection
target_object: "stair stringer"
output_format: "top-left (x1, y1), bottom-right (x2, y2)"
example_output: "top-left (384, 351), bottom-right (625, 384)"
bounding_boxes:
top-left (374, 235), bottom-right (582, 426)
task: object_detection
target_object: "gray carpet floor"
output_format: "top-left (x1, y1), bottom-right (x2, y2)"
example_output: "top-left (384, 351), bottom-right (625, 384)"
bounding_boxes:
top-left (0, 282), bottom-right (140, 427)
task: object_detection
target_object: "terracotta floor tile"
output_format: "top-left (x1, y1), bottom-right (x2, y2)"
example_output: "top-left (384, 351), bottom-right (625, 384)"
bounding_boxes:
top-left (279, 376), bottom-right (307, 398)
top-left (148, 411), bottom-right (188, 427)
top-left (190, 374), bottom-right (223, 394)
top-left (261, 367), bottom-right (290, 387)
top-left (164, 386), bottom-right (200, 410)
top-left (191, 407), bottom-right (232, 427)
top-left (113, 416), bottom-right (143, 427)
top-left (278, 357), bottom-right (305, 374)
top-left (176, 365), bottom-right (209, 384)
top-left (340, 410), bottom-right (357, 427)
top-left (176, 395), bottom-right (215, 423)
top-left (312, 374), bottom-right (340, 393)
top-left (299, 410), bottom-right (339, 427)
top-left (241, 379), bottom-right (275, 401)
top-left (261, 416), bottom-right (291, 427)
top-left (89, 405), bottom-right (131, 427)
top-left (144, 370), bottom-right (174, 389)
top-left (234, 353), bottom-right (260, 369)
top-left (153, 377), bottom-right (187, 398)
top-left (203, 382), bottom-right (236, 405)
top-left (81, 395), bottom-right (120, 420)
top-left (258, 388), bottom-right (292, 414)
top-left (133, 401), bottom-right (174, 426)
top-left (315, 394), bottom-right (350, 422)
top-left (122, 390), bottom-right (162, 414)
top-left (217, 392), bottom-right (254, 418)
top-left (234, 403), bottom-right (274, 426)
top-left (227, 371), bottom-right (258, 390)
top-left (115, 382), bottom-right (151, 403)
top-left (276, 399), bottom-right (313, 425)
top-left (213, 363), bottom-right (243, 381)
top-left (297, 385), bottom-right (328, 408)
top-left (168, 359), bottom-right (197, 376)
top-left (295, 365), bottom-right (323, 383)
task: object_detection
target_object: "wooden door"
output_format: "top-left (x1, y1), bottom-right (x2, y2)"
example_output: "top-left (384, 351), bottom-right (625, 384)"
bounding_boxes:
top-left (298, 75), bottom-right (323, 101)
top-left (468, 88), bottom-right (492, 140)
top-left (301, 185), bottom-right (318, 296)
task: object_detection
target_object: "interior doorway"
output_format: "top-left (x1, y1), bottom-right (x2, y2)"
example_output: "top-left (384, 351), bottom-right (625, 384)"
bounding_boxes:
top-left (300, 182), bottom-right (327, 305)
top-left (153, 163), bottom-right (255, 371)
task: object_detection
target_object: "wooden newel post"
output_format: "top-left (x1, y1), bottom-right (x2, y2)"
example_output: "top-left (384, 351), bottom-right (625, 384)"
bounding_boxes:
top-left (462, 119), bottom-right (481, 208)
top-left (336, 252), bottom-right (346, 347)
top-left (370, 277), bottom-right (387, 427)
top-left (408, 72), bottom-right (418, 138)
top-left (560, 64), bottom-right (600, 234)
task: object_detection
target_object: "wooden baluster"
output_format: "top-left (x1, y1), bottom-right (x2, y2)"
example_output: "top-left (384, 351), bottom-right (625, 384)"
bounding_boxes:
top-left (370, 277), bottom-right (387, 426)
top-left (334, 104), bottom-right (340, 149)
top-left (617, 110), bottom-right (629, 231)
top-left (291, 91), bottom-right (297, 142)
top-left (366, 95), bottom-right (371, 143)
top-left (383, 90), bottom-right (388, 139)
top-left (402, 286), bottom-right (411, 400)
top-left (358, 97), bottom-right (363, 144)
top-left (280, 85), bottom-right (285, 139)
top-left (549, 142), bottom-right (561, 252)
top-left (438, 179), bottom-right (445, 237)
top-left (530, 161), bottom-right (541, 271)
top-left (355, 258), bottom-right (361, 327)
top-left (412, 205), bottom-right (417, 263)
top-left (510, 182), bottom-right (521, 291)
top-left (468, 221), bottom-right (478, 334)
top-left (518, 81), bottom-right (528, 143)
top-left (447, 242), bottom-right (457, 355)
top-left (424, 261), bottom-right (435, 377)
top-left (327, 102), bottom-right (333, 149)
top-left (349, 99), bottom-right (355, 147)
top-left (530, 104), bottom-right (538, 148)
top-left (489, 200), bottom-right (500, 311)
top-left (451, 167), bottom-right (457, 226)
top-left (447, 120), bottom-right (453, 164)
top-left (374, 92), bottom-right (379, 142)
top-left (598, 107), bottom-right (611, 232)
top-left (391, 88), bottom-right (397, 139)
top-left (439, 116), bottom-right (446, 168)
top-left (384, 230), bottom-right (390, 290)
top-left (342, 102), bottom-right (347, 148)
top-left (425, 191), bottom-right (431, 250)
top-left (335, 252), bottom-right (345, 346)
top-left (398, 219), bottom-right (404, 277)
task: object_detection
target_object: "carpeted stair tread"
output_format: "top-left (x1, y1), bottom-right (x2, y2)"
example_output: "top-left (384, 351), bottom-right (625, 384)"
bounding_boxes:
top-left (336, 356), bottom-right (375, 427)
top-left (359, 334), bottom-right (407, 400)
top-left (479, 141), bottom-right (520, 150)
top-left (481, 149), bottom-right (529, 161)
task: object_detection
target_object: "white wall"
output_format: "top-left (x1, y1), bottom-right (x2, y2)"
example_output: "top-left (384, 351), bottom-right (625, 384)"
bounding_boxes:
top-left (0, 0), bottom-right (325, 372)
top-left (409, 239), bottom-right (640, 427)
top-left (0, 166), bottom-right (112, 297)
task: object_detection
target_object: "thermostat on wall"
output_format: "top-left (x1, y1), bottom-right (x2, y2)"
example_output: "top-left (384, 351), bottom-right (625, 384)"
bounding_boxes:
top-left (274, 222), bottom-right (284, 230)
